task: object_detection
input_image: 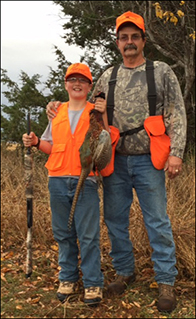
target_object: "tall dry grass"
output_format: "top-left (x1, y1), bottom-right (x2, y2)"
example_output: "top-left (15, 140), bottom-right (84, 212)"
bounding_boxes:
top-left (1, 143), bottom-right (195, 281)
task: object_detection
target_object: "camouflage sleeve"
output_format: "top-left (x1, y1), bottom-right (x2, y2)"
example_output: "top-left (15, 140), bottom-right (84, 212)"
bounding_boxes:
top-left (89, 67), bottom-right (113, 103)
top-left (159, 62), bottom-right (187, 159)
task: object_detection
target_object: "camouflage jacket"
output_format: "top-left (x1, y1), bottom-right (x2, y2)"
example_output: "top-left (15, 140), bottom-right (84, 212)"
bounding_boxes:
top-left (90, 61), bottom-right (187, 159)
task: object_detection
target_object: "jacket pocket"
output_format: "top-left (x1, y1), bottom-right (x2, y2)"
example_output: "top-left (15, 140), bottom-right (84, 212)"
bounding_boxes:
top-left (45, 144), bottom-right (66, 171)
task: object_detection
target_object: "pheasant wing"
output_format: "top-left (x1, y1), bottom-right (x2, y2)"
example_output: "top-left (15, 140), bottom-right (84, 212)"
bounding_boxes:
top-left (93, 129), bottom-right (112, 171)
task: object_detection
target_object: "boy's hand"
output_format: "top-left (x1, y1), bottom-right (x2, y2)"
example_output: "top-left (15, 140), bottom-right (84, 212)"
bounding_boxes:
top-left (94, 98), bottom-right (107, 114)
top-left (22, 132), bottom-right (37, 147)
top-left (94, 92), bottom-right (106, 114)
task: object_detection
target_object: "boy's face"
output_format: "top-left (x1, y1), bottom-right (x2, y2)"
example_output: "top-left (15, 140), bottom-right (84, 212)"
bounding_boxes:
top-left (65, 73), bottom-right (92, 100)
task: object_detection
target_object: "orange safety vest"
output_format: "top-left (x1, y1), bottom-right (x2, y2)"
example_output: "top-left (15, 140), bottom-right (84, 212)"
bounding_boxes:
top-left (45, 101), bottom-right (120, 177)
top-left (45, 101), bottom-right (94, 176)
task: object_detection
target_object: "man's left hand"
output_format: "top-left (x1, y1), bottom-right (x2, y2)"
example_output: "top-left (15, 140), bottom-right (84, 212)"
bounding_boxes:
top-left (164, 156), bottom-right (182, 179)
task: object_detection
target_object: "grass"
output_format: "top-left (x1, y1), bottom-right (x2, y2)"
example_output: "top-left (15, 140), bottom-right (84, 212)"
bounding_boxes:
top-left (1, 245), bottom-right (195, 318)
top-left (1, 144), bottom-right (195, 318)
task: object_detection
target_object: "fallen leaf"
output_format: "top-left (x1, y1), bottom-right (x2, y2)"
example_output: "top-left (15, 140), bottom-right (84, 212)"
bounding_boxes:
top-left (30, 296), bottom-right (41, 304)
top-left (16, 305), bottom-right (23, 310)
top-left (147, 299), bottom-right (156, 307)
top-left (4, 251), bottom-right (14, 259)
top-left (42, 286), bottom-right (55, 291)
top-left (51, 245), bottom-right (58, 251)
top-left (22, 280), bottom-right (36, 288)
top-left (1, 273), bottom-right (7, 283)
top-left (50, 262), bottom-right (58, 269)
top-left (133, 301), bottom-right (140, 308)
top-left (121, 301), bottom-right (132, 309)
top-left (150, 281), bottom-right (158, 289)
top-left (129, 288), bottom-right (140, 293)
top-left (18, 291), bottom-right (27, 295)
top-left (1, 267), bottom-right (12, 273)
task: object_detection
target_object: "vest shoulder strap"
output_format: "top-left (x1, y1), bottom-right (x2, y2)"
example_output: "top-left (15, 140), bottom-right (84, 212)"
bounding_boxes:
top-left (107, 60), bottom-right (157, 137)
top-left (146, 59), bottom-right (156, 116)
top-left (107, 65), bottom-right (120, 125)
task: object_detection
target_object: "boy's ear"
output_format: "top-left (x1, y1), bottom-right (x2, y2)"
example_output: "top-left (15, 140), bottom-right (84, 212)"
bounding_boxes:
top-left (88, 83), bottom-right (93, 92)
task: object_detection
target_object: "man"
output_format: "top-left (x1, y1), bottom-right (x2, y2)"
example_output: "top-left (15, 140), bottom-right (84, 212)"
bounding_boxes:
top-left (46, 11), bottom-right (187, 313)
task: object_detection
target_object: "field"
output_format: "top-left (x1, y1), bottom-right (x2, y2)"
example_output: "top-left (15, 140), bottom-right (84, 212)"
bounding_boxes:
top-left (1, 144), bottom-right (195, 318)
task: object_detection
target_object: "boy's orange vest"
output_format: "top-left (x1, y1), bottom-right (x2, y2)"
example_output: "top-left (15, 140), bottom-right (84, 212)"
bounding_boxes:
top-left (45, 101), bottom-right (120, 177)
top-left (45, 101), bottom-right (94, 176)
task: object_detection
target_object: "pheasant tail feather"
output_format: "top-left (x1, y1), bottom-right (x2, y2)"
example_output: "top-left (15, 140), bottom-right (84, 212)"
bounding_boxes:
top-left (68, 167), bottom-right (90, 230)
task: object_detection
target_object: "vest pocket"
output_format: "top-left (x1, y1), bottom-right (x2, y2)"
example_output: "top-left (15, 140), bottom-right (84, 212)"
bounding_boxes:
top-left (45, 144), bottom-right (66, 171)
top-left (144, 116), bottom-right (170, 170)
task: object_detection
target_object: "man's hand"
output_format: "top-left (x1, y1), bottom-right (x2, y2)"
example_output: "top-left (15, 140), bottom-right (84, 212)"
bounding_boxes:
top-left (46, 101), bottom-right (61, 121)
top-left (164, 155), bottom-right (182, 179)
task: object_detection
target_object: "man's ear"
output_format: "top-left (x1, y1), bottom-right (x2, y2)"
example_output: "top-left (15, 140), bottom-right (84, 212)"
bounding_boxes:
top-left (142, 38), bottom-right (146, 49)
top-left (116, 39), bottom-right (121, 51)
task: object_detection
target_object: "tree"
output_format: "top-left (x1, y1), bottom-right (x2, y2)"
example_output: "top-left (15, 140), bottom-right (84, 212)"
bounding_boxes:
top-left (45, 46), bottom-right (69, 102)
top-left (53, 1), bottom-right (195, 103)
top-left (1, 47), bottom-right (74, 144)
top-left (52, 0), bottom-right (195, 148)
top-left (145, 1), bottom-right (195, 109)
top-left (1, 69), bottom-right (49, 142)
top-left (1, 1), bottom-right (194, 146)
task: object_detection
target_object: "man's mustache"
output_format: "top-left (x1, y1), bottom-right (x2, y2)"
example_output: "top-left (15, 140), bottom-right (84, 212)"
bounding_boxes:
top-left (124, 44), bottom-right (137, 51)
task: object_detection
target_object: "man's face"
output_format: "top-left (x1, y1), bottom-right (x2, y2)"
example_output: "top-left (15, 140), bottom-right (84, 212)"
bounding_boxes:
top-left (116, 25), bottom-right (146, 59)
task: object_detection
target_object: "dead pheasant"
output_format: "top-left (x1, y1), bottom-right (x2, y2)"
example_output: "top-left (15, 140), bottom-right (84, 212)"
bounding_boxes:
top-left (68, 105), bottom-right (112, 230)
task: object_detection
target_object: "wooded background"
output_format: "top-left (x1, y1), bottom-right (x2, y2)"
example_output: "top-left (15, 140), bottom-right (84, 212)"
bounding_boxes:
top-left (1, 1), bottom-right (195, 151)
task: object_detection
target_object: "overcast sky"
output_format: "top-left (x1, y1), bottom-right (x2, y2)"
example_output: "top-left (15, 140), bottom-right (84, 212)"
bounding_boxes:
top-left (1, 1), bottom-right (83, 92)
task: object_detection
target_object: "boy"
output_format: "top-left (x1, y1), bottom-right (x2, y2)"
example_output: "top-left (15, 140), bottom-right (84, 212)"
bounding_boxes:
top-left (22, 63), bottom-right (119, 305)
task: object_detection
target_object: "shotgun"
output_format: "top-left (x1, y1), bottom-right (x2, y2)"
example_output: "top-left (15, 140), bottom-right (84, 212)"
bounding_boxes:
top-left (24, 111), bottom-right (33, 278)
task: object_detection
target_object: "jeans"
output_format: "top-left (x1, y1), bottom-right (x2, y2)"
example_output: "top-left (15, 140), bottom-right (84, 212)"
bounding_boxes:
top-left (48, 177), bottom-right (104, 288)
top-left (103, 153), bottom-right (178, 285)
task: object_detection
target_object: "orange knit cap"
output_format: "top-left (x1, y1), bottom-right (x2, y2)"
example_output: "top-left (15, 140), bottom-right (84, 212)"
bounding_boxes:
top-left (65, 63), bottom-right (93, 83)
top-left (116, 11), bottom-right (145, 33)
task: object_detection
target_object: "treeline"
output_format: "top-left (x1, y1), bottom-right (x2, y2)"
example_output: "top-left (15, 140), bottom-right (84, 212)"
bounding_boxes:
top-left (1, 1), bottom-right (195, 151)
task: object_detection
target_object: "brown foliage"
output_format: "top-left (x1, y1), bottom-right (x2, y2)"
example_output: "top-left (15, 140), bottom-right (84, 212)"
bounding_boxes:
top-left (1, 143), bottom-right (195, 281)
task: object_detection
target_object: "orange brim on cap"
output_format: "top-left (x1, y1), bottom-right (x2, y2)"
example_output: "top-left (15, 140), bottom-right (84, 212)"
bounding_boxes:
top-left (116, 11), bottom-right (145, 33)
top-left (65, 63), bottom-right (93, 83)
